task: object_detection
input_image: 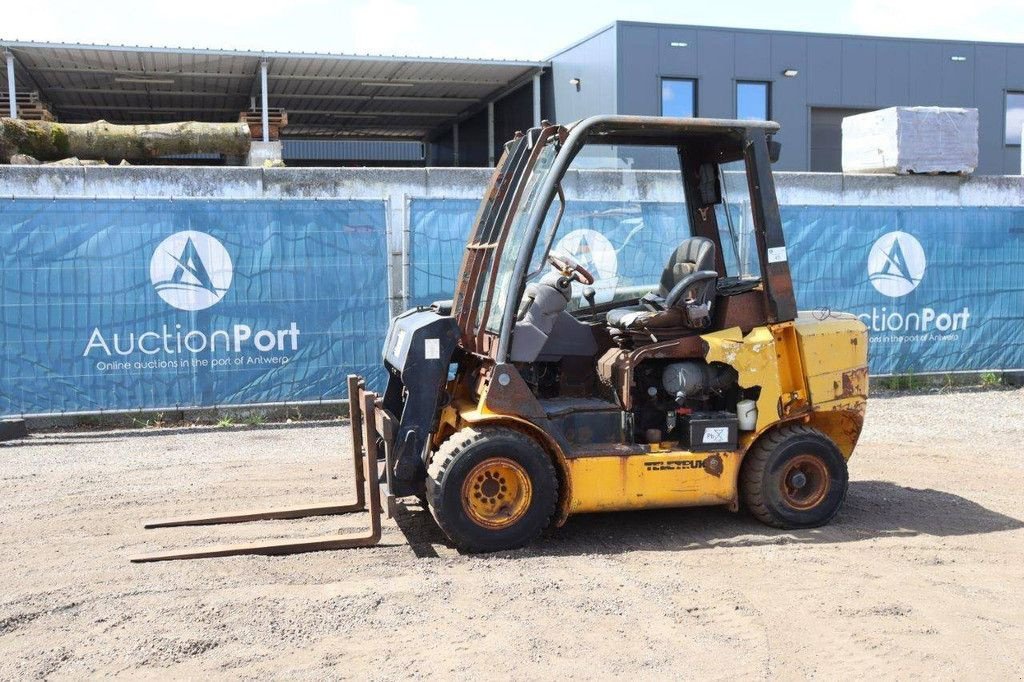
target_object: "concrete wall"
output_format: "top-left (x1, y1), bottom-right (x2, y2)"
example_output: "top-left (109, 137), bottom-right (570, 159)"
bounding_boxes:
top-left (4, 165), bottom-right (1020, 205)
top-left (551, 21), bottom-right (1024, 174)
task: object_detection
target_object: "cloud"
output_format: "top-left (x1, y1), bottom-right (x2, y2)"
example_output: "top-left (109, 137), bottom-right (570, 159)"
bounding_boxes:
top-left (845, 0), bottom-right (1024, 42)
top-left (345, 0), bottom-right (423, 56)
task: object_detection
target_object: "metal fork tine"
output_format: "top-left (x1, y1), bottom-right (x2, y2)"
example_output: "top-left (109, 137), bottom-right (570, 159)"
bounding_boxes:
top-left (143, 502), bottom-right (367, 529)
top-left (134, 377), bottom-right (386, 562)
top-left (130, 527), bottom-right (381, 562)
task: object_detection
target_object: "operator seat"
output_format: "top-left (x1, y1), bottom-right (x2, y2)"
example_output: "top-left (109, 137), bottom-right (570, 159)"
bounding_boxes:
top-left (606, 236), bottom-right (718, 345)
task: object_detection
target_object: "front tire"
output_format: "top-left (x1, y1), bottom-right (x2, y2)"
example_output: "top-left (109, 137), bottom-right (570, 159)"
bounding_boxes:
top-left (426, 427), bottom-right (558, 552)
top-left (740, 425), bottom-right (848, 529)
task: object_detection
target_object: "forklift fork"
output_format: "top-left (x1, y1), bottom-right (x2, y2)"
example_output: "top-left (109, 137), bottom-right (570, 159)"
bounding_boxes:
top-left (131, 376), bottom-right (389, 562)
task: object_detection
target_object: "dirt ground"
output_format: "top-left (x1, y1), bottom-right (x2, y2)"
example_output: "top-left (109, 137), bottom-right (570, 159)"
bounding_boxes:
top-left (2, 389), bottom-right (1023, 680)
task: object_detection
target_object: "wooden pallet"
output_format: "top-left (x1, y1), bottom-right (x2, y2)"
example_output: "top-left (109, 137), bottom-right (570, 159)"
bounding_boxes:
top-left (239, 107), bottom-right (288, 140)
top-left (0, 91), bottom-right (56, 121)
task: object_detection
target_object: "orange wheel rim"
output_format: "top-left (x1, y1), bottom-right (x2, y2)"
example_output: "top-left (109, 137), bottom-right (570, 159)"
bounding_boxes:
top-left (461, 457), bottom-right (532, 529)
top-left (779, 454), bottom-right (830, 511)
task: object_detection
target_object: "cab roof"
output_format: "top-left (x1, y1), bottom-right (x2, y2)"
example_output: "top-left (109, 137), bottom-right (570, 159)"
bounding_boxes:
top-left (563, 115), bottom-right (780, 147)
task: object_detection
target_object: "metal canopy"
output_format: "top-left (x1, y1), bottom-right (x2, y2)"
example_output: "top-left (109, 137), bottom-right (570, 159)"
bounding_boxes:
top-left (569, 115), bottom-right (782, 144)
top-left (0, 40), bottom-right (546, 140)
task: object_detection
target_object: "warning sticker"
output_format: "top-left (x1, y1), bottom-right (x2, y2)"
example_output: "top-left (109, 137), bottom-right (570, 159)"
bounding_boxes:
top-left (424, 338), bottom-right (440, 360)
top-left (702, 427), bottom-right (729, 444)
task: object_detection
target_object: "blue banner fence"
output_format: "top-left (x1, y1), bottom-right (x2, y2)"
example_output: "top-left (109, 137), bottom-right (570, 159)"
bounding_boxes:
top-left (0, 199), bottom-right (388, 415)
top-left (1, 196), bottom-right (1021, 415)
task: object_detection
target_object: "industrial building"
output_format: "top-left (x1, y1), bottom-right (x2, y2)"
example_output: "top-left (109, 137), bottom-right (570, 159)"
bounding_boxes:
top-left (2, 20), bottom-right (1023, 172)
top-left (549, 22), bottom-right (1024, 174)
top-left (0, 41), bottom-right (547, 167)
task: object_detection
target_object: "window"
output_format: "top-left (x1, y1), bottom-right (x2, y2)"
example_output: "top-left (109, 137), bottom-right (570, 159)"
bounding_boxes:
top-left (661, 78), bottom-right (696, 118)
top-left (1007, 92), bottom-right (1024, 145)
top-left (736, 81), bottom-right (770, 121)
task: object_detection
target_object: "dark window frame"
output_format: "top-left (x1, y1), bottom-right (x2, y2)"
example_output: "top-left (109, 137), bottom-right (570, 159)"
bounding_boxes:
top-left (660, 77), bottom-right (698, 118)
top-left (735, 80), bottom-right (772, 121)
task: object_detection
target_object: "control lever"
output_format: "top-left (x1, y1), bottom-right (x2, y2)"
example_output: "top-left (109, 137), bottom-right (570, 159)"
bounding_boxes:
top-left (582, 286), bottom-right (597, 312)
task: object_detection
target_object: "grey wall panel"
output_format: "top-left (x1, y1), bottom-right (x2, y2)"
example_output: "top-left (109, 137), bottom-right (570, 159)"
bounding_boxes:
top-left (874, 41), bottom-right (910, 107)
top-left (734, 32), bottom-right (772, 81)
top-left (974, 46), bottom-right (1007, 173)
top-left (551, 25), bottom-right (617, 124)
top-left (1008, 46), bottom-right (1024, 174)
top-left (940, 43), bottom-right (976, 107)
top-left (617, 24), bottom-right (660, 115)
top-left (695, 30), bottom-right (735, 118)
top-left (908, 42), bottom-right (945, 106)
top-left (770, 35), bottom-right (809, 170)
top-left (841, 39), bottom-right (876, 105)
top-left (1004, 147), bottom-right (1021, 174)
top-left (806, 37), bottom-right (842, 105)
top-left (658, 26), bottom-right (699, 77)
top-left (1006, 46), bottom-right (1024, 87)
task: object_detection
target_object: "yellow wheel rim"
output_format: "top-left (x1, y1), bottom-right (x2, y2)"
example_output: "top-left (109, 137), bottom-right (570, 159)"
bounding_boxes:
top-left (461, 457), bottom-right (532, 529)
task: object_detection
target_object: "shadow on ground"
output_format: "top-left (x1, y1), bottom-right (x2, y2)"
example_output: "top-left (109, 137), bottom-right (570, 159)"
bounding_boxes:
top-left (392, 480), bottom-right (1024, 558)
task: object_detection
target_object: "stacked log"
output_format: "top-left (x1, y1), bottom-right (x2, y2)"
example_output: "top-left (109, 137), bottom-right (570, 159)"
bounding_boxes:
top-left (0, 118), bottom-right (251, 163)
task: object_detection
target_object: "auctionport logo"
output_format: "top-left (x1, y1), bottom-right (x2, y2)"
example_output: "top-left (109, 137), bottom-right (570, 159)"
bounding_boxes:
top-left (859, 230), bottom-right (969, 337)
top-left (554, 228), bottom-right (618, 303)
top-left (150, 230), bottom-right (233, 311)
top-left (867, 231), bottom-right (925, 297)
top-left (84, 230), bottom-right (301, 367)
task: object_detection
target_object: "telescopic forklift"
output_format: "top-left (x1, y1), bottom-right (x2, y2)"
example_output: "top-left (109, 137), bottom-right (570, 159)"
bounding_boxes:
top-left (135, 116), bottom-right (868, 561)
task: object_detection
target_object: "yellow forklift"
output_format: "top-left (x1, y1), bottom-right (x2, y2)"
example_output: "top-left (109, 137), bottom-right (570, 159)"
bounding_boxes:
top-left (136, 116), bottom-right (868, 561)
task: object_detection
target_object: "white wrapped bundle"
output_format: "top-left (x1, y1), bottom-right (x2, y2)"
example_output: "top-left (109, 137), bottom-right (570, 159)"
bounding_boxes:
top-left (842, 106), bottom-right (978, 175)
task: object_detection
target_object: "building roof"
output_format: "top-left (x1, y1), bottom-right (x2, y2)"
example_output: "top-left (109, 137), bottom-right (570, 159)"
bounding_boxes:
top-left (0, 40), bottom-right (547, 140)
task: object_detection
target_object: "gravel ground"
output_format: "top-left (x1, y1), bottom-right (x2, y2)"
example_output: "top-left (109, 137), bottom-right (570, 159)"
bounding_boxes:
top-left (2, 388), bottom-right (1023, 679)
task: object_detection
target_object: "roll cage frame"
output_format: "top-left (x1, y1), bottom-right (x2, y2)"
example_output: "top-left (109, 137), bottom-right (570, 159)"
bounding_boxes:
top-left (451, 115), bottom-right (797, 361)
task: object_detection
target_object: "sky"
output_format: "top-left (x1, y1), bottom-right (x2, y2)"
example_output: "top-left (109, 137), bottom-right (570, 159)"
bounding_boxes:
top-left (2, 0), bottom-right (1022, 59)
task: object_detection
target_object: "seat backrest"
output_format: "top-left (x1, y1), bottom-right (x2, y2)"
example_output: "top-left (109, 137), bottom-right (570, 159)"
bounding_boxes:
top-left (658, 237), bottom-right (717, 297)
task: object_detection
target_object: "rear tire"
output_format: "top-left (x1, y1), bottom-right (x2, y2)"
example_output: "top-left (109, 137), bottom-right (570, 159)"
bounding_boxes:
top-left (426, 427), bottom-right (558, 553)
top-left (740, 425), bottom-right (848, 529)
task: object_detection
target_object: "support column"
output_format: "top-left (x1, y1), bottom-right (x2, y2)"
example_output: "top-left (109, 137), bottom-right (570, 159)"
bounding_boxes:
top-left (452, 122), bottom-right (460, 166)
top-left (532, 73), bottom-right (541, 127)
top-left (260, 59), bottom-right (269, 143)
top-left (5, 52), bottom-right (17, 119)
top-left (487, 102), bottom-right (495, 167)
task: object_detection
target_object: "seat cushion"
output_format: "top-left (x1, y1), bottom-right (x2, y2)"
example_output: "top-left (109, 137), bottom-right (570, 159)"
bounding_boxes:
top-left (607, 304), bottom-right (688, 330)
top-left (659, 237), bottom-right (716, 296)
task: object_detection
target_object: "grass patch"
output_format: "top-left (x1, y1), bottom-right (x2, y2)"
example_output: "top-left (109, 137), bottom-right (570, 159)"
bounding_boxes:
top-left (980, 371), bottom-right (1002, 388)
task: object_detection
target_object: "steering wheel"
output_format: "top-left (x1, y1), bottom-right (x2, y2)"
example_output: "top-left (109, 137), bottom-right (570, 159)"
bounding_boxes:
top-left (547, 252), bottom-right (595, 285)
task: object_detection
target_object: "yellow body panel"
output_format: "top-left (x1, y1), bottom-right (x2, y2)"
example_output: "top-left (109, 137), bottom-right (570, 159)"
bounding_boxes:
top-left (447, 317), bottom-right (868, 520)
top-left (565, 450), bottom-right (741, 513)
top-left (794, 314), bottom-right (869, 405)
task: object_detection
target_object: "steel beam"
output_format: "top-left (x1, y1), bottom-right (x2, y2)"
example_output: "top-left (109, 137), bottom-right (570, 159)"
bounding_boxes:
top-left (24, 66), bottom-right (517, 87)
top-left (5, 51), bottom-right (16, 118)
top-left (453, 122), bottom-right (460, 166)
top-left (260, 59), bottom-right (269, 143)
top-left (487, 101), bottom-right (495, 167)
top-left (46, 87), bottom-right (478, 105)
top-left (532, 73), bottom-right (541, 127)
top-left (55, 104), bottom-right (454, 118)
